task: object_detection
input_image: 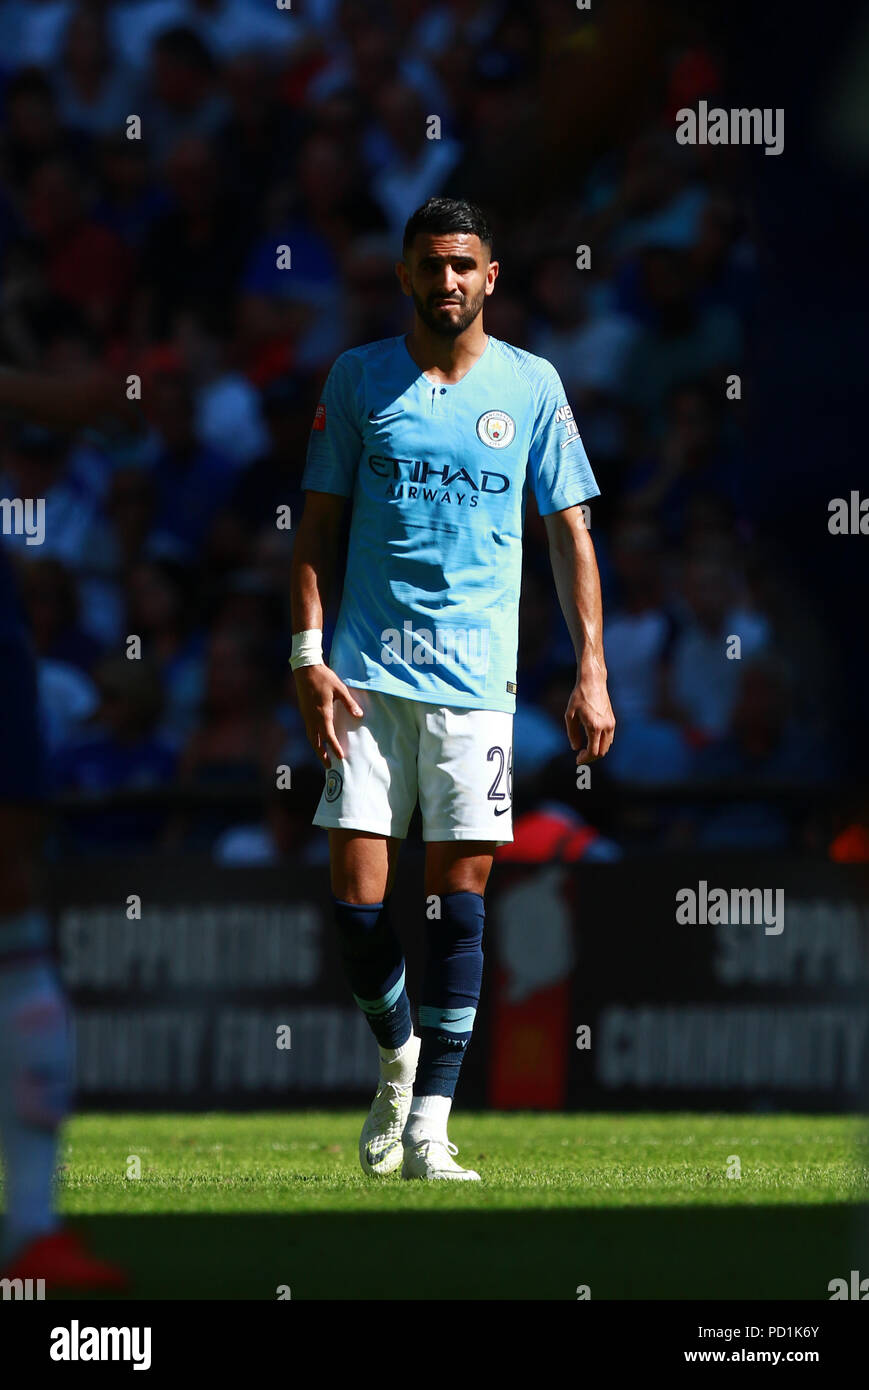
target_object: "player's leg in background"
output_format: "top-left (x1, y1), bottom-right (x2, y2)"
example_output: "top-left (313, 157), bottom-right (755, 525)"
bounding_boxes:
top-left (402, 843), bottom-right (493, 1174)
top-left (0, 800), bottom-right (72, 1262)
top-left (0, 634), bottom-right (125, 1287)
top-left (0, 619), bottom-right (72, 1265)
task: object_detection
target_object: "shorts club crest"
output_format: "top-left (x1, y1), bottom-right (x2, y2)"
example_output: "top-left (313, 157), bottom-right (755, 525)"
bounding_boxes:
top-left (324, 768), bottom-right (343, 802)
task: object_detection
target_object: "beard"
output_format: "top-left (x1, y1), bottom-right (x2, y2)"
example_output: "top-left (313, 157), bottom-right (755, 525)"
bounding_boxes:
top-left (411, 283), bottom-right (487, 337)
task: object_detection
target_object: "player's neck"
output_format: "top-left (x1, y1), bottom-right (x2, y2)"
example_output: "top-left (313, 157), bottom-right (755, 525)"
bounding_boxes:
top-left (405, 323), bottom-right (489, 385)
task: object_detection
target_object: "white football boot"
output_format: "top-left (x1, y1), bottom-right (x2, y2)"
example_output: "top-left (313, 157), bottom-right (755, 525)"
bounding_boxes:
top-left (359, 1034), bottom-right (420, 1176)
top-left (401, 1136), bottom-right (481, 1181)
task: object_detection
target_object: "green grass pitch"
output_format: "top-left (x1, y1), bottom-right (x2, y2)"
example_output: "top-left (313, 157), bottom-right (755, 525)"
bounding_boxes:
top-left (32, 1111), bottom-right (869, 1299)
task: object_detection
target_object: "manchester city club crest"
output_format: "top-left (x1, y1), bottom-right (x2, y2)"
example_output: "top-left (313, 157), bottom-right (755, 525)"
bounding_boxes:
top-left (324, 768), bottom-right (343, 802)
top-left (476, 409), bottom-right (516, 449)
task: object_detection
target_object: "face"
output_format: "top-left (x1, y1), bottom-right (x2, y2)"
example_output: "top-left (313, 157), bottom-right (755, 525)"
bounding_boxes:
top-left (397, 233), bottom-right (498, 338)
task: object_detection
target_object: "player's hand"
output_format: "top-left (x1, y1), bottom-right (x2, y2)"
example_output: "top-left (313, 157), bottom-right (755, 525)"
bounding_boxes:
top-left (293, 664), bottom-right (363, 765)
top-left (566, 663), bottom-right (615, 765)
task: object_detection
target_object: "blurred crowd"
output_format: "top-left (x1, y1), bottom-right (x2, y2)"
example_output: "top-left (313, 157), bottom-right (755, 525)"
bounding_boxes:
top-left (0, 0), bottom-right (847, 859)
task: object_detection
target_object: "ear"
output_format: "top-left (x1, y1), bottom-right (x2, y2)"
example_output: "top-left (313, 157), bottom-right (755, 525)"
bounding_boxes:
top-left (395, 259), bottom-right (412, 297)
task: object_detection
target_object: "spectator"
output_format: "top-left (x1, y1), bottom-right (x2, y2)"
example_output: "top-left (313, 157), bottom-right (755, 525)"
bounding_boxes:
top-left (110, 0), bottom-right (188, 72)
top-left (1, 69), bottom-right (81, 200)
top-left (23, 156), bottom-right (133, 335)
top-left (142, 354), bottom-right (236, 557)
top-left (125, 557), bottom-right (204, 743)
top-left (52, 653), bottom-right (178, 852)
top-left (180, 627), bottom-right (285, 785)
top-left (309, 1), bottom-right (447, 116)
top-left (214, 776), bottom-right (331, 867)
top-left (228, 376), bottom-right (310, 533)
top-left (0, 424), bottom-right (97, 569)
top-left (689, 656), bottom-right (832, 848)
top-left (174, 627), bottom-right (288, 847)
top-left (138, 135), bottom-right (250, 336)
top-left (662, 551), bottom-right (770, 741)
top-left (19, 556), bottom-right (103, 672)
top-left (620, 243), bottom-right (742, 441)
top-left (622, 380), bottom-right (747, 538)
top-left (92, 133), bottom-right (167, 251)
top-left (37, 656), bottom-right (99, 754)
top-left (239, 133), bottom-right (386, 373)
top-left (368, 82), bottom-right (462, 236)
top-left (86, 465), bottom-right (155, 574)
top-left (0, 1), bottom-right (845, 860)
top-left (142, 24), bottom-right (228, 162)
top-left (343, 234), bottom-right (408, 345)
top-left (173, 308), bottom-right (268, 468)
top-left (182, 0), bottom-right (309, 62)
top-left (3, 0), bottom-right (75, 71)
top-left (52, 3), bottom-right (137, 138)
top-left (215, 51), bottom-right (300, 212)
top-left (528, 250), bottom-right (637, 461)
top-left (604, 514), bottom-right (678, 725)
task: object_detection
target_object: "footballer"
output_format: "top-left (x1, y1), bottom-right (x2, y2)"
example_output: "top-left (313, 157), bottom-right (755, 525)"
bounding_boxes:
top-left (290, 198), bottom-right (615, 1180)
top-left (0, 366), bottom-right (133, 1288)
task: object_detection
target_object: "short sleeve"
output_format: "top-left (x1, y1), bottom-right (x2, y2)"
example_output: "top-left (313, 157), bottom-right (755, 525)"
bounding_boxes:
top-left (301, 352), bottom-right (363, 496)
top-left (527, 362), bottom-right (600, 516)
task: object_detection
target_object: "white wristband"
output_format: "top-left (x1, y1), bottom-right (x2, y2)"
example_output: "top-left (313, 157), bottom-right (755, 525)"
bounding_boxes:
top-left (290, 629), bottom-right (324, 670)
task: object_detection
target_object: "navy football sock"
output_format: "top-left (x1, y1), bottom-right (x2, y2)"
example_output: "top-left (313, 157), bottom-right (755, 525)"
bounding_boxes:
top-left (332, 896), bottom-right (412, 1051)
top-left (415, 891), bottom-right (485, 1098)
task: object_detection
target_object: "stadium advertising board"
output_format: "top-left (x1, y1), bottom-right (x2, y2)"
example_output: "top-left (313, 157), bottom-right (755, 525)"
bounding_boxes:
top-left (48, 856), bottom-right (869, 1110)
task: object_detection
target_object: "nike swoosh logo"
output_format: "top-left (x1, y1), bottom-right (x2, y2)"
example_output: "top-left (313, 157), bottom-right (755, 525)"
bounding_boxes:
top-left (493, 805), bottom-right (512, 817)
top-left (366, 1141), bottom-right (400, 1166)
top-left (369, 408), bottom-right (403, 421)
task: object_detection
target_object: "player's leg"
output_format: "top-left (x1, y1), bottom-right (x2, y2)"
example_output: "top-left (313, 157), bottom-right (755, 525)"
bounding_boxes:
top-left (402, 705), bottom-right (512, 1181)
top-left (330, 833), bottom-right (421, 1176)
top-left (0, 636), bottom-right (126, 1288)
top-left (328, 827), bottom-right (400, 901)
top-left (329, 829), bottom-right (412, 1063)
top-left (400, 842), bottom-right (492, 1180)
top-left (0, 802), bottom-right (70, 1258)
top-left (312, 690), bottom-right (421, 1173)
top-left (0, 621), bottom-right (73, 1260)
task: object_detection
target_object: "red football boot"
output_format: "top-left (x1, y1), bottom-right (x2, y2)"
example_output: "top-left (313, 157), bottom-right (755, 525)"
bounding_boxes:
top-left (1, 1229), bottom-right (129, 1293)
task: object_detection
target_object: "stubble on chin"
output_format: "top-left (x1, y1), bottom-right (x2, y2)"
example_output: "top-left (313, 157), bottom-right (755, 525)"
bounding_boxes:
top-left (413, 289), bottom-right (485, 338)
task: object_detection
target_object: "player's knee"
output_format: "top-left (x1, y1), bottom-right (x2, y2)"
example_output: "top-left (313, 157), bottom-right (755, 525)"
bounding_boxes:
top-left (328, 831), bottom-right (392, 904)
top-left (425, 846), bottom-right (493, 900)
top-left (332, 896), bottom-right (391, 961)
top-left (424, 890), bottom-right (485, 950)
top-left (330, 878), bottom-right (382, 907)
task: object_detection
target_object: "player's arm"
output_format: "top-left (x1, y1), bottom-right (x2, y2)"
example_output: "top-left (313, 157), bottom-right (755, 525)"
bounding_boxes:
top-left (0, 365), bottom-right (143, 434)
top-left (290, 490), bottom-right (363, 765)
top-left (544, 504), bottom-right (615, 764)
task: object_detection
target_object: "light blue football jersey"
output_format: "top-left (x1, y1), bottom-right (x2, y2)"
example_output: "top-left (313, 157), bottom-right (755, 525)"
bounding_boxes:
top-left (302, 334), bottom-right (600, 713)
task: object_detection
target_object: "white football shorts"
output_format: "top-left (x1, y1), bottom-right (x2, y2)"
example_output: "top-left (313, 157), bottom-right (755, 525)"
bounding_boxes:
top-left (312, 687), bottom-right (513, 843)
